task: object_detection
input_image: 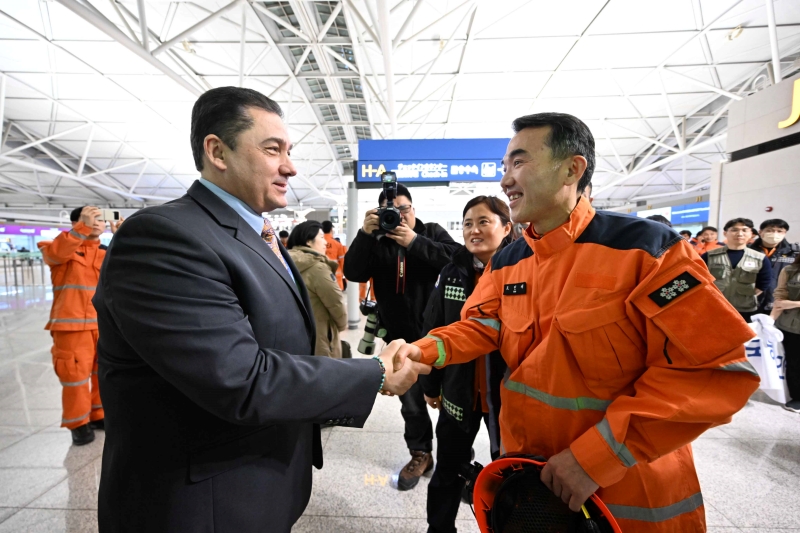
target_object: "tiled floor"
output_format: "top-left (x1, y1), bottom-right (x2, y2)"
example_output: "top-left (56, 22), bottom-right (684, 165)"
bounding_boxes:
top-left (0, 286), bottom-right (798, 532)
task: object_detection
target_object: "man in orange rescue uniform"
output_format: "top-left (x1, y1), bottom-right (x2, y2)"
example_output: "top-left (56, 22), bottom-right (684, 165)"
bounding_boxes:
top-left (322, 220), bottom-right (347, 289)
top-left (390, 113), bottom-right (760, 532)
top-left (39, 206), bottom-right (121, 446)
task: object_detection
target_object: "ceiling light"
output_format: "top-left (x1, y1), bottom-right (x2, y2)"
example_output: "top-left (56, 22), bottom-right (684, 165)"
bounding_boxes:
top-left (726, 25), bottom-right (743, 41)
top-left (181, 40), bottom-right (196, 54)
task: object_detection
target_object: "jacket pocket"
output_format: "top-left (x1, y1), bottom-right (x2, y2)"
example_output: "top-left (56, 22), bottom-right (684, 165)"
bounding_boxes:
top-left (188, 425), bottom-right (277, 483)
top-left (498, 304), bottom-right (534, 368)
top-left (555, 300), bottom-right (645, 387)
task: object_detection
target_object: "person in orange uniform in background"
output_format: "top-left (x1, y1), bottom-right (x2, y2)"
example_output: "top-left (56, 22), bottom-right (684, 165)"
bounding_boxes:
top-left (389, 113), bottom-right (760, 532)
top-left (322, 220), bottom-right (346, 290)
top-left (39, 206), bottom-right (122, 446)
top-left (694, 226), bottom-right (723, 255)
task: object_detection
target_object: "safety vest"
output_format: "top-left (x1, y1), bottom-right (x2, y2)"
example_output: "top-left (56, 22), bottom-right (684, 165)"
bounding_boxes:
top-left (776, 266), bottom-right (800, 334)
top-left (707, 247), bottom-right (765, 312)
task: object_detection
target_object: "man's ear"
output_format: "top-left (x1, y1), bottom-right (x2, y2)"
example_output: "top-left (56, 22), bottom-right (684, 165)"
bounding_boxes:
top-left (564, 155), bottom-right (587, 187)
top-left (204, 134), bottom-right (228, 172)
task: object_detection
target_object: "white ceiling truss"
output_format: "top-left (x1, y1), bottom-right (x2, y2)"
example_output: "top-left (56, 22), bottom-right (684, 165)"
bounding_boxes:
top-left (0, 0), bottom-right (799, 221)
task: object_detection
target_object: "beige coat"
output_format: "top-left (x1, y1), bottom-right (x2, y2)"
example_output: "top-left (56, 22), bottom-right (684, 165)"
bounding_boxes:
top-left (288, 247), bottom-right (347, 358)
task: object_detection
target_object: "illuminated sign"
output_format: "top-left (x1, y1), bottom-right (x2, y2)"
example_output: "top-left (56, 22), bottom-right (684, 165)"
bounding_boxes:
top-left (778, 78), bottom-right (800, 129)
top-left (356, 138), bottom-right (510, 186)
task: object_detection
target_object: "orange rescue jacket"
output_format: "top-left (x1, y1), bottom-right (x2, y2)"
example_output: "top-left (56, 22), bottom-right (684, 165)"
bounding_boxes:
top-left (38, 222), bottom-right (104, 331)
top-left (413, 197), bottom-right (759, 532)
top-left (324, 233), bottom-right (347, 290)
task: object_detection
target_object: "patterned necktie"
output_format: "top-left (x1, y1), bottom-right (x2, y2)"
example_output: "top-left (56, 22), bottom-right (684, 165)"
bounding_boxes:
top-left (261, 217), bottom-right (291, 274)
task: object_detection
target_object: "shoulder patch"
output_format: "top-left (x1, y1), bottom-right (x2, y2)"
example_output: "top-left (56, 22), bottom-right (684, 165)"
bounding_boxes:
top-left (576, 211), bottom-right (683, 258)
top-left (648, 271), bottom-right (702, 307)
top-left (491, 238), bottom-right (533, 271)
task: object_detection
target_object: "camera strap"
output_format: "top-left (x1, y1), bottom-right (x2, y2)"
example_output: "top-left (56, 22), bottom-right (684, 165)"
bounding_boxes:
top-left (396, 246), bottom-right (407, 294)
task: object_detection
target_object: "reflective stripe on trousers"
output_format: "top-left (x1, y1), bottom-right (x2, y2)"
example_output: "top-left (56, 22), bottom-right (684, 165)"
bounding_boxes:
top-left (62, 411), bottom-right (91, 425)
top-left (53, 285), bottom-right (97, 291)
top-left (606, 492), bottom-right (703, 523)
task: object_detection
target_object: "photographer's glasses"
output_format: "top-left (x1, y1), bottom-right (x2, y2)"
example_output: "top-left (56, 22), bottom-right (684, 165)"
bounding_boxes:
top-left (396, 204), bottom-right (412, 213)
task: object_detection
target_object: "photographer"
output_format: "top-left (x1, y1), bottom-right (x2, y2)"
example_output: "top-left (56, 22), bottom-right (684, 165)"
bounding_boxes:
top-left (344, 181), bottom-right (459, 490)
top-left (38, 206), bottom-right (123, 446)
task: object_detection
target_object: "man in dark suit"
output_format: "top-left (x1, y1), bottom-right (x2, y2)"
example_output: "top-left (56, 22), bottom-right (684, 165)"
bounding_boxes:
top-left (93, 87), bottom-right (428, 533)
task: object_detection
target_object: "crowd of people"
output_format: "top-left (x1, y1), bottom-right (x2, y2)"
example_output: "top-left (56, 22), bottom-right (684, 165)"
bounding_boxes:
top-left (33, 86), bottom-right (800, 533)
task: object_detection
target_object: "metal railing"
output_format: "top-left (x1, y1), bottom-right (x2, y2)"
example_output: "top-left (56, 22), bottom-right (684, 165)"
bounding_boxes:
top-left (0, 253), bottom-right (50, 288)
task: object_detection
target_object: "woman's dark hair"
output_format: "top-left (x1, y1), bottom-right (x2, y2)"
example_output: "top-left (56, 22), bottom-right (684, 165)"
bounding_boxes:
top-left (462, 195), bottom-right (514, 246)
top-left (512, 112), bottom-right (595, 195)
top-left (190, 87), bottom-right (283, 171)
top-left (287, 221), bottom-right (323, 249)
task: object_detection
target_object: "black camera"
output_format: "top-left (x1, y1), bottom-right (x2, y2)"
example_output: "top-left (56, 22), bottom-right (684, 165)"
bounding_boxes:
top-left (357, 299), bottom-right (387, 355)
top-left (374, 171), bottom-right (401, 235)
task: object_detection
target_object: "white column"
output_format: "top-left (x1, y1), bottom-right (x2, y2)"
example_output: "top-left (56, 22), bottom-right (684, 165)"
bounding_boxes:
top-left (346, 182), bottom-right (360, 330)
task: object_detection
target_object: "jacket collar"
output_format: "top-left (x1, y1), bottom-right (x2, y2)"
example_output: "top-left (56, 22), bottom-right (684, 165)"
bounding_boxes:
top-left (523, 195), bottom-right (595, 258)
top-left (187, 181), bottom-right (313, 331)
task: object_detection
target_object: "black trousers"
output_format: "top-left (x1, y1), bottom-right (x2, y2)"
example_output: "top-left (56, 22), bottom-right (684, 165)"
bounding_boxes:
top-left (740, 311), bottom-right (755, 323)
top-left (427, 407), bottom-right (488, 533)
top-left (399, 380), bottom-right (433, 452)
top-left (780, 328), bottom-right (800, 401)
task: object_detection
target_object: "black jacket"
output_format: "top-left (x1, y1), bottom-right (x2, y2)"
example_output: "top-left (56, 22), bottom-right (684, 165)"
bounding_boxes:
top-left (344, 218), bottom-right (459, 342)
top-left (419, 246), bottom-right (505, 455)
top-left (749, 237), bottom-right (800, 312)
top-left (93, 182), bottom-right (380, 533)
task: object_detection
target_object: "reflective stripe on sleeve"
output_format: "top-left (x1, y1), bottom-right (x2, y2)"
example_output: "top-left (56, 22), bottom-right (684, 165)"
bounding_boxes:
top-left (425, 334), bottom-right (447, 367)
top-left (60, 377), bottom-right (90, 387)
top-left (62, 411), bottom-right (91, 424)
top-left (48, 318), bottom-right (98, 325)
top-left (503, 376), bottom-right (612, 412)
top-left (605, 492), bottom-right (703, 523)
top-left (91, 404), bottom-right (103, 409)
top-left (69, 230), bottom-right (89, 240)
top-left (53, 285), bottom-right (97, 291)
top-left (719, 360), bottom-right (759, 377)
top-left (468, 317), bottom-right (500, 331)
top-left (595, 418), bottom-right (637, 467)
top-left (42, 252), bottom-right (63, 265)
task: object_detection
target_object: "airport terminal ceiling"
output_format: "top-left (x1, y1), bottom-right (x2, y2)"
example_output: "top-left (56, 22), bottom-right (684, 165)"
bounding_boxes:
top-left (1, 0), bottom-right (800, 224)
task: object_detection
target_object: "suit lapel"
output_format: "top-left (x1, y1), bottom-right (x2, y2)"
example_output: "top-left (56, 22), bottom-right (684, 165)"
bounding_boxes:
top-left (187, 182), bottom-right (314, 333)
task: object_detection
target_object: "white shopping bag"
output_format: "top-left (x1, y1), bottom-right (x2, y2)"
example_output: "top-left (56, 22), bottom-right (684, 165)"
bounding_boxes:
top-left (745, 314), bottom-right (790, 403)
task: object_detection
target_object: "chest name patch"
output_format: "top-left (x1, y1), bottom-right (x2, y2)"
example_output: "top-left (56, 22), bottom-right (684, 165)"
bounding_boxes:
top-left (503, 282), bottom-right (527, 295)
top-left (648, 271), bottom-right (701, 307)
top-left (444, 285), bottom-right (466, 302)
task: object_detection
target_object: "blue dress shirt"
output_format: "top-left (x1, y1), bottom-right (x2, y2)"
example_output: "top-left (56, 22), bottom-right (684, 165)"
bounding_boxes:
top-left (198, 179), bottom-right (294, 281)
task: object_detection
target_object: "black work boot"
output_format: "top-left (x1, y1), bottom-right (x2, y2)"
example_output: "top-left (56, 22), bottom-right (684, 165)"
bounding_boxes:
top-left (71, 424), bottom-right (95, 446)
top-left (88, 419), bottom-right (105, 430)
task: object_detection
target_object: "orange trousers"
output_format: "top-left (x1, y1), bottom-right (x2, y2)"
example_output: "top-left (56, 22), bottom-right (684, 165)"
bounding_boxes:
top-left (51, 330), bottom-right (103, 429)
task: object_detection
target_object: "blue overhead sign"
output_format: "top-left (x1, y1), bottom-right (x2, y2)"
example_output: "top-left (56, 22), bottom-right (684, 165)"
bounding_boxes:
top-left (356, 138), bottom-right (510, 185)
top-left (670, 201), bottom-right (710, 225)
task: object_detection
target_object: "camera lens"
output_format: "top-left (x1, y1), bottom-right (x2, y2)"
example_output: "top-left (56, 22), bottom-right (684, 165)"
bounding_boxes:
top-left (380, 210), bottom-right (400, 231)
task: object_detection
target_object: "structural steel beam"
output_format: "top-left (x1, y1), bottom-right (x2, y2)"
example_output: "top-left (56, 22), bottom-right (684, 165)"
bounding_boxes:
top-left (153, 0), bottom-right (243, 56)
top-left (54, 0), bottom-right (202, 96)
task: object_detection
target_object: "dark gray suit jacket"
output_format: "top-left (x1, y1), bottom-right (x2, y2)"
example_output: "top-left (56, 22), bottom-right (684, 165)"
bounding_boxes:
top-left (93, 181), bottom-right (380, 533)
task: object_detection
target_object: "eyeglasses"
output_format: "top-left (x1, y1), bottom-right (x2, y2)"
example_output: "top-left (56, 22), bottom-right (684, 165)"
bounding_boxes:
top-left (396, 204), bottom-right (412, 213)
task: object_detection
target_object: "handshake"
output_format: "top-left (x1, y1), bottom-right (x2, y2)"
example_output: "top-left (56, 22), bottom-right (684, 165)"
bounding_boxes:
top-left (376, 340), bottom-right (431, 396)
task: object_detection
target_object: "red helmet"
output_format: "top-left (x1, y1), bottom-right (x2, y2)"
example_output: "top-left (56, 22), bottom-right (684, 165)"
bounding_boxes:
top-left (469, 455), bottom-right (622, 533)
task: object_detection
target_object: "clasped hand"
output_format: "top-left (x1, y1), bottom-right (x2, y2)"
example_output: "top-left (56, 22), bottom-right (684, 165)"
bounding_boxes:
top-left (377, 340), bottom-right (430, 396)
